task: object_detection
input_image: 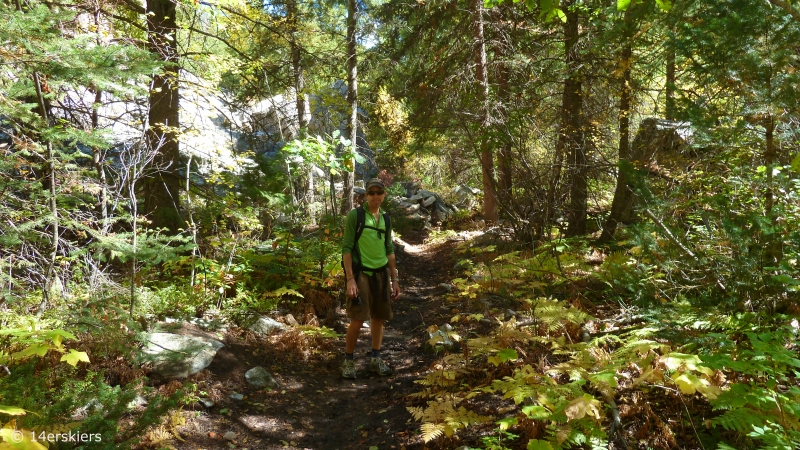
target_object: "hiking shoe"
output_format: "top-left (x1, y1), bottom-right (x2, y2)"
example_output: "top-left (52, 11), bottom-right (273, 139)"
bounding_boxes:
top-left (368, 357), bottom-right (392, 376)
top-left (342, 359), bottom-right (357, 379)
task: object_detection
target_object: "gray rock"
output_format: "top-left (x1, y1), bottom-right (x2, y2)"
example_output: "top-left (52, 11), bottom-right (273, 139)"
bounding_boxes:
top-left (191, 317), bottom-right (227, 332)
top-left (417, 189), bottom-right (436, 198)
top-left (127, 395), bottom-right (148, 409)
top-left (229, 393), bottom-right (244, 401)
top-left (223, 431), bottom-right (237, 441)
top-left (407, 193), bottom-right (425, 202)
top-left (141, 333), bottom-right (224, 378)
top-left (245, 366), bottom-right (282, 389)
top-left (422, 196), bottom-right (437, 207)
top-left (198, 398), bottom-right (215, 408)
top-left (285, 314), bottom-right (299, 326)
top-left (438, 283), bottom-right (453, 293)
top-left (249, 316), bottom-right (286, 335)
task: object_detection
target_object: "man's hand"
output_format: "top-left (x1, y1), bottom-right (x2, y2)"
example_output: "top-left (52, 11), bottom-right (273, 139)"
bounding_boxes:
top-left (347, 277), bottom-right (358, 298)
top-left (391, 280), bottom-right (400, 301)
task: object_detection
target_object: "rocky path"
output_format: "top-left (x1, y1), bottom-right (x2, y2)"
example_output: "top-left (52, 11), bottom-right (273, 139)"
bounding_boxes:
top-left (170, 232), bottom-right (457, 450)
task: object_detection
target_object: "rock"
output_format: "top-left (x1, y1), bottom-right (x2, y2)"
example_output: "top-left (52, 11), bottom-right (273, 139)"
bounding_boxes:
top-left (452, 184), bottom-right (480, 208)
top-left (285, 314), bottom-right (299, 326)
top-left (438, 283), bottom-right (453, 293)
top-left (248, 317), bottom-right (286, 335)
top-left (422, 196), bottom-right (437, 207)
top-left (223, 431), bottom-right (237, 441)
top-left (191, 317), bottom-right (227, 332)
top-left (407, 193), bottom-right (425, 202)
top-left (229, 393), bottom-right (244, 401)
top-left (427, 323), bottom-right (455, 348)
top-left (417, 189), bottom-right (436, 198)
top-left (198, 398), bottom-right (215, 408)
top-left (245, 366), bottom-right (282, 389)
top-left (140, 333), bottom-right (224, 379)
top-left (398, 181), bottom-right (418, 197)
top-left (127, 395), bottom-right (148, 409)
top-left (405, 203), bottom-right (420, 212)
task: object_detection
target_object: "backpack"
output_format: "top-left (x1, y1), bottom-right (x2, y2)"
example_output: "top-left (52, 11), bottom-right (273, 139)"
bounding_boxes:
top-left (343, 206), bottom-right (392, 276)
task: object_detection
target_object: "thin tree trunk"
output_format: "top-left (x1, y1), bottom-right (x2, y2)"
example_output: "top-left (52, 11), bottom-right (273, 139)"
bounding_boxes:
top-left (495, 4), bottom-right (513, 205)
top-left (288, 0), bottom-right (307, 135)
top-left (471, 0), bottom-right (498, 222)
top-left (144, 0), bottom-right (182, 232)
top-left (665, 30), bottom-right (676, 121)
top-left (600, 9), bottom-right (634, 243)
top-left (32, 72), bottom-right (58, 314)
top-left (340, 0), bottom-right (357, 215)
top-left (186, 155), bottom-right (197, 286)
top-left (562, 1), bottom-right (586, 237)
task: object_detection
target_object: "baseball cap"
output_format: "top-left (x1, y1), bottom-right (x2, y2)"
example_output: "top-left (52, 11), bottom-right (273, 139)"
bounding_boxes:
top-left (365, 178), bottom-right (385, 191)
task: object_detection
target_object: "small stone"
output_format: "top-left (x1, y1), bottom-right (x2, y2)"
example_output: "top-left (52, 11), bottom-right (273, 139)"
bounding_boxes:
top-left (229, 393), bottom-right (244, 401)
top-left (223, 431), bottom-right (237, 441)
top-left (245, 366), bottom-right (282, 389)
top-left (198, 398), bottom-right (215, 408)
top-left (285, 314), bottom-right (299, 326)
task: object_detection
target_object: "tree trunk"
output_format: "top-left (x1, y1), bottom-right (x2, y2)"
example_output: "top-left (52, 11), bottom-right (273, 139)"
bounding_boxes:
top-left (471, 0), bottom-right (498, 222)
top-left (340, 0), bottom-right (357, 215)
top-left (143, 0), bottom-right (182, 232)
top-left (562, 1), bottom-right (586, 237)
top-left (665, 30), bottom-right (676, 121)
top-left (599, 9), bottom-right (634, 243)
top-left (495, 4), bottom-right (513, 205)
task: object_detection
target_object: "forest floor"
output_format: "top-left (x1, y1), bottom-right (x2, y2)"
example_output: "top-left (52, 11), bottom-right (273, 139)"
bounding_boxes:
top-left (162, 229), bottom-right (465, 450)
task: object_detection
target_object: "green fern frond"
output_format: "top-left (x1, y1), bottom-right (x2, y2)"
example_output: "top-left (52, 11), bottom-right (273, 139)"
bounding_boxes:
top-left (709, 407), bottom-right (764, 433)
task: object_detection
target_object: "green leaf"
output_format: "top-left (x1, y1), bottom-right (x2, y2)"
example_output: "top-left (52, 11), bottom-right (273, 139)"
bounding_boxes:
top-left (497, 348), bottom-right (519, 363)
top-left (527, 439), bottom-right (554, 450)
top-left (791, 153), bottom-right (800, 174)
top-left (522, 405), bottom-right (551, 419)
top-left (11, 343), bottom-right (50, 359)
top-left (60, 349), bottom-right (90, 367)
top-left (655, 0), bottom-right (672, 11)
top-left (0, 405), bottom-right (27, 416)
top-left (617, 0), bottom-right (631, 11)
top-left (497, 417), bottom-right (517, 430)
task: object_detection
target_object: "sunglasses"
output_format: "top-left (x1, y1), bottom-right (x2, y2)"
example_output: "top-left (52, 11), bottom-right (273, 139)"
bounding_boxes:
top-left (366, 190), bottom-right (385, 196)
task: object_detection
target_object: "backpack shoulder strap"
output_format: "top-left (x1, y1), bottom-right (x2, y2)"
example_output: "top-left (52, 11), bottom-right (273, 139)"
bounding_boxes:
top-left (354, 206), bottom-right (366, 246)
top-left (383, 212), bottom-right (391, 247)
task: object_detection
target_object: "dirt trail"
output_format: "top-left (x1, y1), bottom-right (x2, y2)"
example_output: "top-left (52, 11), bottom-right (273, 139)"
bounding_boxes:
top-left (171, 232), bottom-right (456, 450)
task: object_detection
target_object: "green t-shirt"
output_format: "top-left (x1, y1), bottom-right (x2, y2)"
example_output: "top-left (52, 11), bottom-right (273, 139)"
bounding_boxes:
top-left (342, 207), bottom-right (394, 270)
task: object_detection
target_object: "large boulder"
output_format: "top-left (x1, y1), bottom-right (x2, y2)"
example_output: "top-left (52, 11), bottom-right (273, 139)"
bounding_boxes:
top-left (140, 333), bottom-right (224, 378)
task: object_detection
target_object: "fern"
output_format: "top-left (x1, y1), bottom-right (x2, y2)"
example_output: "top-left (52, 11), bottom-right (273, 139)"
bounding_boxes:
top-left (710, 407), bottom-right (765, 433)
top-left (407, 397), bottom-right (493, 442)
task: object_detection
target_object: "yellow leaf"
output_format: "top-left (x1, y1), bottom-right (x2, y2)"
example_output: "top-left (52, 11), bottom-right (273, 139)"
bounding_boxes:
top-left (60, 349), bottom-right (90, 367)
top-left (671, 372), bottom-right (722, 399)
top-left (633, 367), bottom-right (664, 386)
top-left (564, 394), bottom-right (603, 422)
top-left (11, 344), bottom-right (49, 359)
top-left (0, 406), bottom-right (25, 416)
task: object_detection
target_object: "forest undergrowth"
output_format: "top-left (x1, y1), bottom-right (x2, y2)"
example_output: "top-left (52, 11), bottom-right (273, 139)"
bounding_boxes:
top-left (2, 200), bottom-right (800, 450)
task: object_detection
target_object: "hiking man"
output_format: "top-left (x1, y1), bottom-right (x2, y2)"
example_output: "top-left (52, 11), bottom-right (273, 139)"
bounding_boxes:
top-left (341, 178), bottom-right (400, 378)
